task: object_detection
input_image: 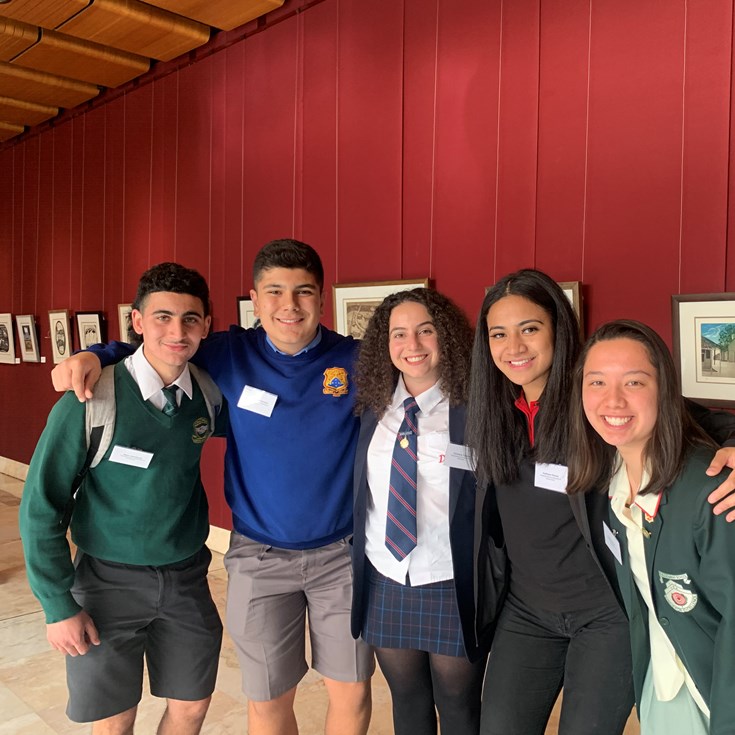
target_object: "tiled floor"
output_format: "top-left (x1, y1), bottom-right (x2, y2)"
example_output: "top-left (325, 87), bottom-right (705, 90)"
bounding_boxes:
top-left (0, 472), bottom-right (639, 734)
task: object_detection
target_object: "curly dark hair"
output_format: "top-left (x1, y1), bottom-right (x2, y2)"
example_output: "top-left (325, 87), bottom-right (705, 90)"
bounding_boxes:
top-left (353, 288), bottom-right (473, 417)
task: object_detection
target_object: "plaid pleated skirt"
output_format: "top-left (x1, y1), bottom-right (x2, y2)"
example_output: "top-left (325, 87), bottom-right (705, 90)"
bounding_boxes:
top-left (361, 562), bottom-right (465, 657)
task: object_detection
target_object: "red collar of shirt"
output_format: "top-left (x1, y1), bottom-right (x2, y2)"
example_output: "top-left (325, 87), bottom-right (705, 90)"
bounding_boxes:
top-left (514, 392), bottom-right (540, 447)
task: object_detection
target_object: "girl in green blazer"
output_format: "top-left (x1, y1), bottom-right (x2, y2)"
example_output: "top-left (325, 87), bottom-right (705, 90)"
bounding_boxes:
top-left (568, 319), bottom-right (735, 735)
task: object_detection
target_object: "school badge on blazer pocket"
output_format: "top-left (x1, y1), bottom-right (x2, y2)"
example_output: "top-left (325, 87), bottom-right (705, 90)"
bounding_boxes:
top-left (659, 571), bottom-right (698, 613)
top-left (323, 367), bottom-right (349, 396)
top-left (192, 417), bottom-right (210, 443)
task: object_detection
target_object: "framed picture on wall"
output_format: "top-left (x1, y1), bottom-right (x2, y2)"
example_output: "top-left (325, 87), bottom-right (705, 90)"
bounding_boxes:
top-left (333, 279), bottom-right (430, 339)
top-left (48, 309), bottom-right (73, 364)
top-left (118, 303), bottom-right (134, 343)
top-left (672, 293), bottom-right (735, 408)
top-left (237, 297), bottom-right (258, 329)
top-left (16, 314), bottom-right (41, 362)
top-left (557, 281), bottom-right (584, 334)
top-left (0, 313), bottom-right (17, 364)
top-left (76, 312), bottom-right (105, 350)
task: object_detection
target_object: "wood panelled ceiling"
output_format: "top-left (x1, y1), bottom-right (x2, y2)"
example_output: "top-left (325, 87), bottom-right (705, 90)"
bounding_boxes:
top-left (0, 0), bottom-right (285, 143)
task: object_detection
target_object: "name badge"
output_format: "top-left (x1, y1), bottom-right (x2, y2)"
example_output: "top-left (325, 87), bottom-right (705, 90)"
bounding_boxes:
top-left (603, 522), bottom-right (623, 565)
top-left (445, 442), bottom-right (476, 471)
top-left (109, 445), bottom-right (154, 469)
top-left (237, 385), bottom-right (278, 417)
top-left (534, 463), bottom-right (568, 493)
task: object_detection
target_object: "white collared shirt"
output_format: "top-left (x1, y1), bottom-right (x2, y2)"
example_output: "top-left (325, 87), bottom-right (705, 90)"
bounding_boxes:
top-left (609, 459), bottom-right (709, 717)
top-left (125, 345), bottom-right (194, 412)
top-left (364, 378), bottom-right (453, 585)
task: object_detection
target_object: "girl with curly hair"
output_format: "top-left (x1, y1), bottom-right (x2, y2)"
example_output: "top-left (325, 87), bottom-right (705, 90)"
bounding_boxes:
top-left (350, 288), bottom-right (490, 735)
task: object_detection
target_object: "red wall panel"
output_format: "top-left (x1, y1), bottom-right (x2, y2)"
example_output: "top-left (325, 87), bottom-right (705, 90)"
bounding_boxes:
top-left (301, 1), bottom-right (339, 323)
top-left (535, 0), bottom-right (590, 280)
top-left (584, 0), bottom-right (689, 335)
top-left (430, 0), bottom-right (501, 318)
top-left (3, 0), bottom-right (735, 527)
top-left (679, 0), bottom-right (731, 295)
top-left (335, 0), bottom-right (404, 281)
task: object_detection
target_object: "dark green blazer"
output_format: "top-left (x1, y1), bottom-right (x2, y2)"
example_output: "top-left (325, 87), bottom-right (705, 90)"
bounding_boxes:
top-left (607, 447), bottom-right (735, 735)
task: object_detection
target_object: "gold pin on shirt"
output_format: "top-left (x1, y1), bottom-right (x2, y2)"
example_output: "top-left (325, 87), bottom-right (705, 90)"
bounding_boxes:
top-left (400, 438), bottom-right (409, 449)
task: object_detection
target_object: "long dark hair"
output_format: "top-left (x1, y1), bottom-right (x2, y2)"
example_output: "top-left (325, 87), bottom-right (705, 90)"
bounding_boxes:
top-left (354, 288), bottom-right (473, 418)
top-left (566, 319), bottom-right (716, 495)
top-left (466, 269), bottom-right (581, 487)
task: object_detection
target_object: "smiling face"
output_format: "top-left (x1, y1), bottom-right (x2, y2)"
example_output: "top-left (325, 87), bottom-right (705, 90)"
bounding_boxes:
top-left (582, 338), bottom-right (659, 464)
top-left (388, 301), bottom-right (441, 396)
top-left (486, 294), bottom-right (555, 402)
top-left (250, 267), bottom-right (324, 354)
top-left (132, 291), bottom-right (211, 385)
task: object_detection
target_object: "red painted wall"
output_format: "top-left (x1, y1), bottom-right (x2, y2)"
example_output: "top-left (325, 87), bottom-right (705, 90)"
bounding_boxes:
top-left (2, 0), bottom-right (734, 527)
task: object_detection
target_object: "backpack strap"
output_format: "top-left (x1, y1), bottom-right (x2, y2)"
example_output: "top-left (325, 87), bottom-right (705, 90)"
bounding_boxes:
top-left (59, 366), bottom-right (117, 529)
top-left (59, 424), bottom-right (104, 529)
top-left (85, 365), bottom-right (117, 468)
top-left (188, 363), bottom-right (222, 434)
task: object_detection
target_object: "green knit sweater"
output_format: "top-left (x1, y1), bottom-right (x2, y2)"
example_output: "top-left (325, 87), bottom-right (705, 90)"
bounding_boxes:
top-left (20, 363), bottom-right (212, 623)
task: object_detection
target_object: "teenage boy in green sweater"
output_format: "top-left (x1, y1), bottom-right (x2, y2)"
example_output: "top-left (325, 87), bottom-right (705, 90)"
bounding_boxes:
top-left (20, 263), bottom-right (224, 735)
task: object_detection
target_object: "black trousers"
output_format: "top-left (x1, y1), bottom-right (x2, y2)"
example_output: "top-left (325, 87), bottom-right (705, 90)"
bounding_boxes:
top-left (480, 592), bottom-right (634, 735)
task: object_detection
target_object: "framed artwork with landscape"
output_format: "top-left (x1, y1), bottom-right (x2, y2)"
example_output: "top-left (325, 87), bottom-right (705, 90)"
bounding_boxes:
top-left (672, 293), bottom-right (735, 408)
top-left (332, 279), bottom-right (430, 339)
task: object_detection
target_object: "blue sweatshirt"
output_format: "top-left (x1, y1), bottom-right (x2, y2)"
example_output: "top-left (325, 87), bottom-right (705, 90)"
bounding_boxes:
top-left (94, 326), bottom-right (359, 548)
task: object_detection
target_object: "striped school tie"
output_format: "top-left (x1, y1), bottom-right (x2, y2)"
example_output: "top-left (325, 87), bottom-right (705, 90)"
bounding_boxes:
top-left (162, 385), bottom-right (179, 417)
top-left (385, 397), bottom-right (419, 560)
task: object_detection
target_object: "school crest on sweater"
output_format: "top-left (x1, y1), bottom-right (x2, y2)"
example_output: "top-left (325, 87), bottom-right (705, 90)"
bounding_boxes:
top-left (323, 367), bottom-right (349, 396)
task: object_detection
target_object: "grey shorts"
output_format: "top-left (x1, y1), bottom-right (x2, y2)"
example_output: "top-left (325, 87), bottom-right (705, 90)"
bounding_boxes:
top-left (66, 546), bottom-right (223, 723)
top-left (224, 533), bottom-right (375, 701)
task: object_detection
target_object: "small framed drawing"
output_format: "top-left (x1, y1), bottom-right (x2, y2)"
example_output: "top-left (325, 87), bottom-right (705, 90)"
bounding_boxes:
top-left (333, 279), bottom-right (430, 339)
top-left (118, 303), bottom-right (134, 343)
top-left (557, 281), bottom-right (584, 334)
top-left (672, 293), bottom-right (735, 408)
top-left (237, 297), bottom-right (258, 328)
top-left (48, 309), bottom-right (73, 364)
top-left (16, 315), bottom-right (41, 362)
top-left (76, 311), bottom-right (105, 350)
top-left (0, 313), bottom-right (17, 364)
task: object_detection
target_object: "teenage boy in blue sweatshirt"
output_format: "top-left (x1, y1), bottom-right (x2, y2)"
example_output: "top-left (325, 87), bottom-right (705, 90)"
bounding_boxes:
top-left (51, 240), bottom-right (374, 735)
top-left (24, 263), bottom-right (223, 735)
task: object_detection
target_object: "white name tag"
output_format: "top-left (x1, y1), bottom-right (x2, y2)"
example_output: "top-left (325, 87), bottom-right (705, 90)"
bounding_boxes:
top-left (237, 385), bottom-right (278, 417)
top-left (534, 462), bottom-right (568, 493)
top-left (109, 445), bottom-right (154, 469)
top-left (603, 522), bottom-right (623, 565)
top-left (445, 442), bottom-right (476, 471)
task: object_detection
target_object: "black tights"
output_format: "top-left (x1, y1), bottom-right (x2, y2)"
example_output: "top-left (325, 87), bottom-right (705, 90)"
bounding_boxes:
top-left (376, 646), bottom-right (486, 735)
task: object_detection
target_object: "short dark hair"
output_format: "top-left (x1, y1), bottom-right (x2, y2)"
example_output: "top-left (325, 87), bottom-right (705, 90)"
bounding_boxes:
top-left (130, 262), bottom-right (210, 345)
top-left (466, 268), bottom-right (581, 487)
top-left (353, 288), bottom-right (473, 417)
top-left (252, 239), bottom-right (324, 290)
top-left (566, 319), bottom-right (715, 496)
